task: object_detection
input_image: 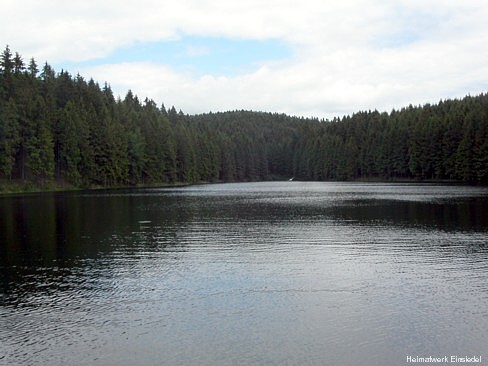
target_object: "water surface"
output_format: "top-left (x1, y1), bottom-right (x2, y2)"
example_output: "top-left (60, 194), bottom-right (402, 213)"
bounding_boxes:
top-left (1, 182), bottom-right (487, 365)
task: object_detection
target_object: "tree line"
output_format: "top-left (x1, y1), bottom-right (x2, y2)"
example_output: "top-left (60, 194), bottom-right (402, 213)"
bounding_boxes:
top-left (0, 46), bottom-right (487, 188)
top-left (293, 99), bottom-right (487, 183)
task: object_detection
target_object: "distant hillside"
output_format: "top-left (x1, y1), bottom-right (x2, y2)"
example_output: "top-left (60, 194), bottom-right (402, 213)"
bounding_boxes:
top-left (1, 46), bottom-right (487, 191)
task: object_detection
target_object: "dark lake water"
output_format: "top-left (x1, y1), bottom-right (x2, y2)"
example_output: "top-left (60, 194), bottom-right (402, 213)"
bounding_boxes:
top-left (1, 182), bottom-right (488, 366)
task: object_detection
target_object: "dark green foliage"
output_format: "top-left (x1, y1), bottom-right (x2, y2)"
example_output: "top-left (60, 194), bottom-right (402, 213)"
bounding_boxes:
top-left (0, 98), bottom-right (20, 178)
top-left (291, 100), bottom-right (488, 184)
top-left (0, 46), bottom-right (487, 188)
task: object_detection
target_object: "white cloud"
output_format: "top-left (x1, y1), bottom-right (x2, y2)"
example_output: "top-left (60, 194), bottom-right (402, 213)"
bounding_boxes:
top-left (3, 0), bottom-right (488, 118)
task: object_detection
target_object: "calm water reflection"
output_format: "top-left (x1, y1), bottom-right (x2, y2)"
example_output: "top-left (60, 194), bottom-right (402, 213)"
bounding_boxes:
top-left (1, 182), bottom-right (488, 365)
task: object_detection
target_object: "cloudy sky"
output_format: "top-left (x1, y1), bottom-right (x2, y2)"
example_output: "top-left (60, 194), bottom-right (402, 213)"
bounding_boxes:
top-left (3, 0), bottom-right (488, 118)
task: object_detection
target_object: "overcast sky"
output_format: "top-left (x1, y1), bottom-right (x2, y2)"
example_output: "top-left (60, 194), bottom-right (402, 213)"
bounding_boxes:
top-left (3, 0), bottom-right (488, 119)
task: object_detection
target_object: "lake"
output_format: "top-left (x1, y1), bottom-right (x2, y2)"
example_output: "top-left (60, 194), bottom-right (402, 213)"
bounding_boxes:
top-left (1, 182), bottom-right (487, 365)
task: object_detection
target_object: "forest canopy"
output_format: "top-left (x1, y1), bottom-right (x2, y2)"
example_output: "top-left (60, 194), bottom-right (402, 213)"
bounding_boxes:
top-left (0, 46), bottom-right (487, 189)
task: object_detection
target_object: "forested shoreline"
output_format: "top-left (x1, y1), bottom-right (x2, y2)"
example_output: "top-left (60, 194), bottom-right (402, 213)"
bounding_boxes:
top-left (1, 46), bottom-right (487, 192)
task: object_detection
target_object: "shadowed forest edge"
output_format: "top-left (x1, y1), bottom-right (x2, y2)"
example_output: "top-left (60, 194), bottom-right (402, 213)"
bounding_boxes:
top-left (1, 46), bottom-right (487, 193)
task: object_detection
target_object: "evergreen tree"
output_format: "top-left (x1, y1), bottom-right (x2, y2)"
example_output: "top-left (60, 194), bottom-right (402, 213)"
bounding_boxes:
top-left (0, 99), bottom-right (20, 178)
top-left (28, 58), bottom-right (38, 78)
top-left (1, 46), bottom-right (487, 188)
top-left (0, 46), bottom-right (13, 75)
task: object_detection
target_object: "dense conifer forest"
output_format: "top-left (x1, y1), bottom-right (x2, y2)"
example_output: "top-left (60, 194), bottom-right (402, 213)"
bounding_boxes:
top-left (0, 46), bottom-right (487, 191)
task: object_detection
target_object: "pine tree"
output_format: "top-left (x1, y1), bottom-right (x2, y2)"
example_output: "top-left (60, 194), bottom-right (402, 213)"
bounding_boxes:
top-left (0, 99), bottom-right (20, 178)
top-left (28, 58), bottom-right (38, 78)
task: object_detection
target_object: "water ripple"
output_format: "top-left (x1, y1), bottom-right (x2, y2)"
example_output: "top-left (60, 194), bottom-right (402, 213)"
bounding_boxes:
top-left (1, 182), bottom-right (487, 365)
